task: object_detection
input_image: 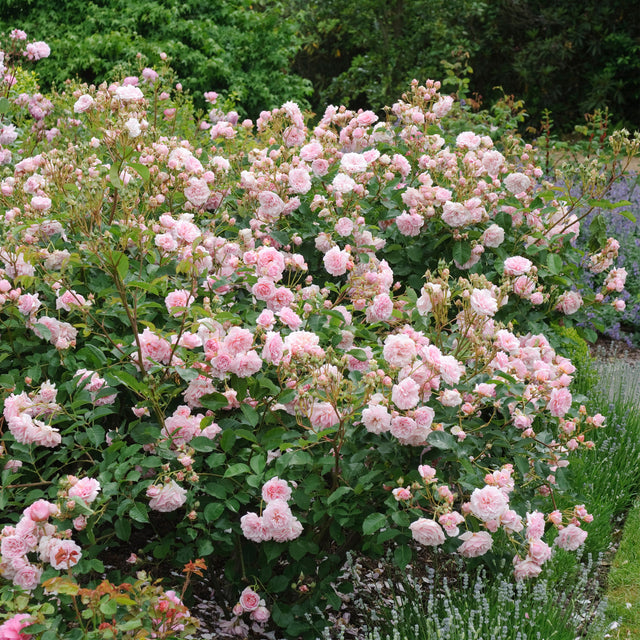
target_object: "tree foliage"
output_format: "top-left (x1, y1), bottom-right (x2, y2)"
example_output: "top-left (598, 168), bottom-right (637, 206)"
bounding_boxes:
top-left (0, 0), bottom-right (312, 116)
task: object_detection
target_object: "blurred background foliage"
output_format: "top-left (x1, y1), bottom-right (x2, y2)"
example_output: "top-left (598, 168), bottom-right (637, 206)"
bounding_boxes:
top-left (0, 0), bottom-right (638, 131)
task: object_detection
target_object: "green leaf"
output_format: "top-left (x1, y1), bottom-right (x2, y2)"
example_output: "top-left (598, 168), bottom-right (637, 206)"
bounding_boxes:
top-left (453, 241), bottom-right (471, 265)
top-left (111, 368), bottom-right (145, 394)
top-left (129, 503), bottom-right (149, 523)
top-left (288, 450), bottom-right (312, 466)
top-left (119, 620), bottom-right (142, 631)
top-left (427, 430), bottom-right (456, 450)
top-left (23, 624), bottom-right (49, 634)
top-left (588, 214), bottom-right (608, 252)
top-left (289, 538), bottom-right (319, 561)
top-left (240, 403), bottom-right (259, 427)
top-left (268, 574), bottom-right (290, 592)
top-left (114, 518), bottom-right (131, 541)
top-left (347, 348), bottom-right (368, 362)
top-left (190, 436), bottom-right (217, 452)
top-left (223, 463), bottom-right (250, 478)
top-left (129, 162), bottom-right (150, 182)
top-left (546, 253), bottom-right (563, 274)
top-left (204, 502), bottom-right (224, 522)
top-left (616, 209), bottom-right (636, 223)
top-left (393, 544), bottom-right (412, 567)
top-left (220, 430), bottom-right (236, 452)
top-left (109, 163), bottom-right (124, 189)
top-left (113, 251), bottom-right (129, 280)
top-left (362, 512), bottom-right (387, 535)
top-left (250, 454), bottom-right (266, 476)
top-left (100, 598), bottom-right (118, 616)
top-left (327, 486), bottom-right (353, 505)
top-left (197, 538), bottom-right (214, 556)
top-left (199, 392), bottom-right (231, 411)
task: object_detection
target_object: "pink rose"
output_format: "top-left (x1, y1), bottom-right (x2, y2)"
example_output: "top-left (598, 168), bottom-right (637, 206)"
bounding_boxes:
top-left (277, 307), bottom-right (302, 330)
top-left (262, 332), bottom-right (284, 365)
top-left (500, 509), bottom-right (524, 533)
top-left (555, 291), bottom-right (583, 315)
top-left (25, 499), bottom-right (57, 522)
top-left (481, 223), bottom-right (505, 247)
top-left (240, 512), bottom-right (269, 542)
top-left (366, 293), bottom-right (394, 322)
top-left (0, 613), bottom-right (33, 639)
top-left (49, 539), bottom-right (82, 570)
top-left (383, 334), bottom-right (416, 368)
top-left (440, 389), bottom-right (462, 407)
top-left (257, 191), bottom-right (285, 220)
top-left (513, 557), bottom-right (542, 580)
top-left (288, 168), bottom-right (311, 194)
top-left (239, 587), bottom-right (261, 612)
top-left (469, 486), bottom-right (509, 522)
top-left (335, 217), bottom-right (354, 237)
top-left (458, 531), bottom-right (493, 557)
top-left (115, 85), bottom-right (144, 102)
top-left (309, 402), bottom-right (340, 430)
top-left (503, 256), bottom-right (533, 276)
top-left (432, 96), bottom-right (453, 118)
top-left (340, 152), bottom-right (368, 173)
top-left (503, 172), bottom-right (531, 194)
top-left (184, 178), bottom-right (211, 207)
top-left (68, 477), bottom-right (101, 504)
top-left (525, 511), bottom-right (546, 540)
top-left (482, 150), bottom-right (504, 178)
top-left (513, 275), bottom-right (536, 297)
top-left (390, 416), bottom-right (423, 445)
top-left (300, 141), bottom-right (323, 161)
top-left (456, 131), bottom-right (481, 150)
top-left (470, 289), bottom-right (498, 316)
top-left (527, 539), bottom-right (552, 564)
top-left (323, 246), bottom-right (350, 277)
top-left (332, 173), bottom-right (356, 194)
top-left (438, 511), bottom-right (465, 537)
top-left (441, 201), bottom-right (472, 227)
top-left (251, 606), bottom-right (270, 623)
top-left (261, 477), bottom-right (292, 504)
top-left (223, 327), bottom-right (253, 356)
top-left (252, 278), bottom-right (276, 301)
top-left (262, 499), bottom-right (302, 542)
top-left (409, 518), bottom-right (445, 546)
top-left (1, 535), bottom-right (28, 560)
top-left (361, 404), bottom-right (391, 435)
top-left (395, 212), bottom-right (424, 236)
top-left (555, 524), bottom-right (587, 551)
top-left (391, 377), bottom-right (420, 410)
top-left (147, 480), bottom-right (187, 512)
top-left (547, 388), bottom-right (572, 418)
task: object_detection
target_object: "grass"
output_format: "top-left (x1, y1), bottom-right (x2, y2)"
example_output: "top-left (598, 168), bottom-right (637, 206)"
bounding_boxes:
top-left (601, 499), bottom-right (640, 639)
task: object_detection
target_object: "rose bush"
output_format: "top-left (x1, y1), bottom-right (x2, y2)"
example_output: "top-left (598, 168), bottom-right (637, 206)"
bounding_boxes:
top-left (0, 30), bottom-right (637, 638)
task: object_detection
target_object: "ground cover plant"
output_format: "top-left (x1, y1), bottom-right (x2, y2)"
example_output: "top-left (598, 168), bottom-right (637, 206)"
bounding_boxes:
top-left (0, 29), bottom-right (639, 639)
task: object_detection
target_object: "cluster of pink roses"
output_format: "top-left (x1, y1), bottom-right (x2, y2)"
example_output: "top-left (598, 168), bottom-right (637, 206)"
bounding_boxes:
top-left (0, 478), bottom-right (100, 592)
top-left (0, 51), bottom-right (632, 613)
top-left (404, 462), bottom-right (591, 579)
top-left (75, 369), bottom-right (117, 406)
top-left (240, 477), bottom-right (303, 543)
top-left (3, 382), bottom-right (61, 447)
